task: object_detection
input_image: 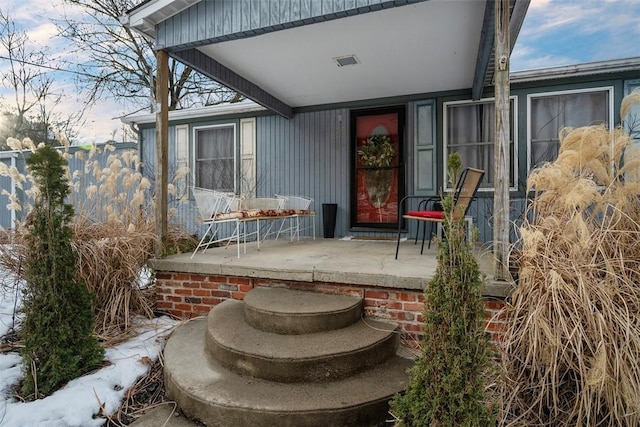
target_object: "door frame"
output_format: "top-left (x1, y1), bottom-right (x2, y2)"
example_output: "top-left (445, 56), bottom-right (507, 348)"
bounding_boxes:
top-left (349, 105), bottom-right (406, 230)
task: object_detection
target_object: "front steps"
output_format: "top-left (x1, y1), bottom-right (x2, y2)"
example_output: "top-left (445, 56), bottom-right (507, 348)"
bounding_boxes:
top-left (163, 287), bottom-right (413, 427)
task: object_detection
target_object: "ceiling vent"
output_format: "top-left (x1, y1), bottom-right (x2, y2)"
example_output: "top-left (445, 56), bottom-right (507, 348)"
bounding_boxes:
top-left (334, 55), bottom-right (359, 67)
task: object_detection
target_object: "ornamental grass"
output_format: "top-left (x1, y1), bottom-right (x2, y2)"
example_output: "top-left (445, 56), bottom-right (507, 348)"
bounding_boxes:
top-left (0, 139), bottom-right (193, 340)
top-left (72, 221), bottom-right (157, 339)
top-left (499, 90), bottom-right (640, 426)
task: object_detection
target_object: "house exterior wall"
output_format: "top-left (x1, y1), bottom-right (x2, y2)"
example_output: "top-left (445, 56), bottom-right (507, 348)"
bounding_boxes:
top-left (134, 67), bottom-right (639, 245)
top-left (137, 102), bottom-right (468, 241)
top-left (256, 109), bottom-right (351, 237)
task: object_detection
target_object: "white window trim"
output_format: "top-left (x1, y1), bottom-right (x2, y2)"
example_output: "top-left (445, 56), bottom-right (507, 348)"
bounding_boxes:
top-left (443, 96), bottom-right (519, 192)
top-left (526, 86), bottom-right (614, 172)
top-left (192, 123), bottom-right (237, 192)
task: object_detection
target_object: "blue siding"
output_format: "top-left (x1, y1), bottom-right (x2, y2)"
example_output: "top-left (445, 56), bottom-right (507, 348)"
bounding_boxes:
top-left (257, 109), bottom-right (351, 237)
top-left (156, 0), bottom-right (422, 50)
top-left (0, 144), bottom-right (138, 230)
top-left (137, 107), bottom-right (507, 243)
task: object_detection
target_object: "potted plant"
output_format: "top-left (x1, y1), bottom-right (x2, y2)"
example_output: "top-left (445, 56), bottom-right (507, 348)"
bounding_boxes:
top-left (357, 134), bottom-right (396, 208)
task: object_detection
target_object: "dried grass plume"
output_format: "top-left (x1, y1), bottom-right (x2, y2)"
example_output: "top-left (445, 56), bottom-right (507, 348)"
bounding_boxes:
top-left (499, 92), bottom-right (640, 426)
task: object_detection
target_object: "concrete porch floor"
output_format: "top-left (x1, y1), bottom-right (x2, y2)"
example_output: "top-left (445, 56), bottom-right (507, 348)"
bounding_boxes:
top-left (151, 237), bottom-right (511, 298)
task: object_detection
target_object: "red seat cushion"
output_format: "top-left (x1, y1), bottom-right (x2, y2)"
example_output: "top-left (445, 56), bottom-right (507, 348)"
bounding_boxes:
top-left (407, 210), bottom-right (445, 219)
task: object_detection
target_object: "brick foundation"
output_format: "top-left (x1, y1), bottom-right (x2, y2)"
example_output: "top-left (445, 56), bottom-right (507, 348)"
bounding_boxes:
top-left (155, 271), bottom-right (507, 348)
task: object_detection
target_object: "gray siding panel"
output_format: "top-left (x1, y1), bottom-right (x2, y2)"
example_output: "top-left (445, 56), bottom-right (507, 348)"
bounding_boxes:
top-left (468, 196), bottom-right (527, 246)
top-left (290, 0), bottom-right (301, 21)
top-left (256, 109), bottom-right (352, 238)
top-left (197, 1), bottom-right (206, 41)
top-left (156, 0), bottom-right (424, 50)
top-left (240, 0), bottom-right (251, 31)
top-left (136, 108), bottom-right (523, 244)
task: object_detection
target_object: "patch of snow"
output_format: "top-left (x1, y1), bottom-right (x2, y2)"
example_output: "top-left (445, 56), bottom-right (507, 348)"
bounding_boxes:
top-left (0, 265), bottom-right (178, 427)
top-left (0, 316), bottom-right (177, 427)
top-left (0, 271), bottom-right (21, 338)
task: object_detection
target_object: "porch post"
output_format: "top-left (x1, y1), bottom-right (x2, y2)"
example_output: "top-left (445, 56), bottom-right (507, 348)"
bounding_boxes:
top-left (155, 49), bottom-right (169, 256)
top-left (493, 0), bottom-right (511, 281)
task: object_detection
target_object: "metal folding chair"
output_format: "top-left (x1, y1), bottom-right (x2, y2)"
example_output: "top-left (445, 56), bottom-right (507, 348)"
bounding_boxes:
top-left (395, 167), bottom-right (484, 259)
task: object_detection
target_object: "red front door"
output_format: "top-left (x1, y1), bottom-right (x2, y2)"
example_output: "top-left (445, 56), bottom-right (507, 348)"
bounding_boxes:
top-left (351, 107), bottom-right (405, 229)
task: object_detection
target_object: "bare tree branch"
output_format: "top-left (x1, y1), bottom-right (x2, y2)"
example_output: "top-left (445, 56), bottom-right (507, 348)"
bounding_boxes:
top-left (0, 9), bottom-right (82, 146)
top-left (56, 0), bottom-right (241, 114)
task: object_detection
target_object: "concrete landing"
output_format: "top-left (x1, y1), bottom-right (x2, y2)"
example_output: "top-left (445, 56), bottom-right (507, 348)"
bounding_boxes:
top-left (150, 239), bottom-right (509, 298)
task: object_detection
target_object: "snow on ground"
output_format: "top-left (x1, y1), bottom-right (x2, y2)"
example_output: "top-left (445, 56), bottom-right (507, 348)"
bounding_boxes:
top-left (0, 273), bottom-right (20, 339)
top-left (0, 268), bottom-right (178, 427)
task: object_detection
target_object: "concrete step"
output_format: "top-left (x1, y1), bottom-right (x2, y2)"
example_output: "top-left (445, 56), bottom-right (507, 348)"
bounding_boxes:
top-left (243, 286), bottom-right (363, 334)
top-left (129, 405), bottom-right (203, 427)
top-left (165, 318), bottom-right (412, 427)
top-left (206, 299), bottom-right (399, 382)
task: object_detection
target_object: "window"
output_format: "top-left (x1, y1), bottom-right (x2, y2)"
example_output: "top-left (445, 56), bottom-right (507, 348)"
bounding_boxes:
top-left (528, 88), bottom-right (612, 170)
top-left (194, 124), bottom-right (236, 192)
top-left (444, 98), bottom-right (516, 190)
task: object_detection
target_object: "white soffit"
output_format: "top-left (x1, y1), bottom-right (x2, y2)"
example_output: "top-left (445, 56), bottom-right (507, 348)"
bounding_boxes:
top-left (122, 0), bottom-right (200, 37)
top-left (196, 1), bottom-right (485, 108)
top-left (120, 100), bottom-right (266, 125)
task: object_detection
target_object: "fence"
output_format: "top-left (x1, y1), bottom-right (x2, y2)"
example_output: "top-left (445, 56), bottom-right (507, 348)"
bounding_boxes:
top-left (0, 143), bottom-right (138, 230)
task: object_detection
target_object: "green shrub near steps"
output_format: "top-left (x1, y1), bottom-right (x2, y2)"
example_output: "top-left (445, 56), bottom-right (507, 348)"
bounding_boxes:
top-left (391, 154), bottom-right (494, 426)
top-left (21, 145), bottom-right (104, 396)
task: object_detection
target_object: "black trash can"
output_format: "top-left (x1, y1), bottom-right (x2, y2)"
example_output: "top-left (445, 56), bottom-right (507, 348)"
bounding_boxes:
top-left (322, 203), bottom-right (338, 238)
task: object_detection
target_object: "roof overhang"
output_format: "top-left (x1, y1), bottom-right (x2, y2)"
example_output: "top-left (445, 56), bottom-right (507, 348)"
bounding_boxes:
top-left (511, 56), bottom-right (640, 84)
top-left (123, 0), bottom-right (529, 118)
top-left (119, 0), bottom-right (200, 38)
top-left (120, 100), bottom-right (266, 125)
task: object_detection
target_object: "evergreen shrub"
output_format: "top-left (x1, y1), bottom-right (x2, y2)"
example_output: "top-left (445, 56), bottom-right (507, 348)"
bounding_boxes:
top-left (21, 145), bottom-right (104, 396)
top-left (391, 154), bottom-right (493, 426)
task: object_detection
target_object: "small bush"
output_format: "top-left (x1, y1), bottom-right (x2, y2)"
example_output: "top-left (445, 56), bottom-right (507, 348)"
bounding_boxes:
top-left (391, 156), bottom-right (494, 426)
top-left (21, 145), bottom-right (103, 396)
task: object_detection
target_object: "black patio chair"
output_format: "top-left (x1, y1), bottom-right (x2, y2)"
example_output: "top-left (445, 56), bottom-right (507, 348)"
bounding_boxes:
top-left (395, 167), bottom-right (484, 259)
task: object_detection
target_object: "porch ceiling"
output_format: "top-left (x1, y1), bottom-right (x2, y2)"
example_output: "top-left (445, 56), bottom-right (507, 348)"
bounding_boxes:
top-left (124, 1), bottom-right (529, 117)
top-left (193, 1), bottom-right (486, 109)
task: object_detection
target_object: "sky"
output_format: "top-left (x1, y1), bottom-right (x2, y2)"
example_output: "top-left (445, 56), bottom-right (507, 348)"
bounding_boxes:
top-left (0, 268), bottom-right (179, 426)
top-left (511, 0), bottom-right (640, 71)
top-left (0, 0), bottom-right (639, 144)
